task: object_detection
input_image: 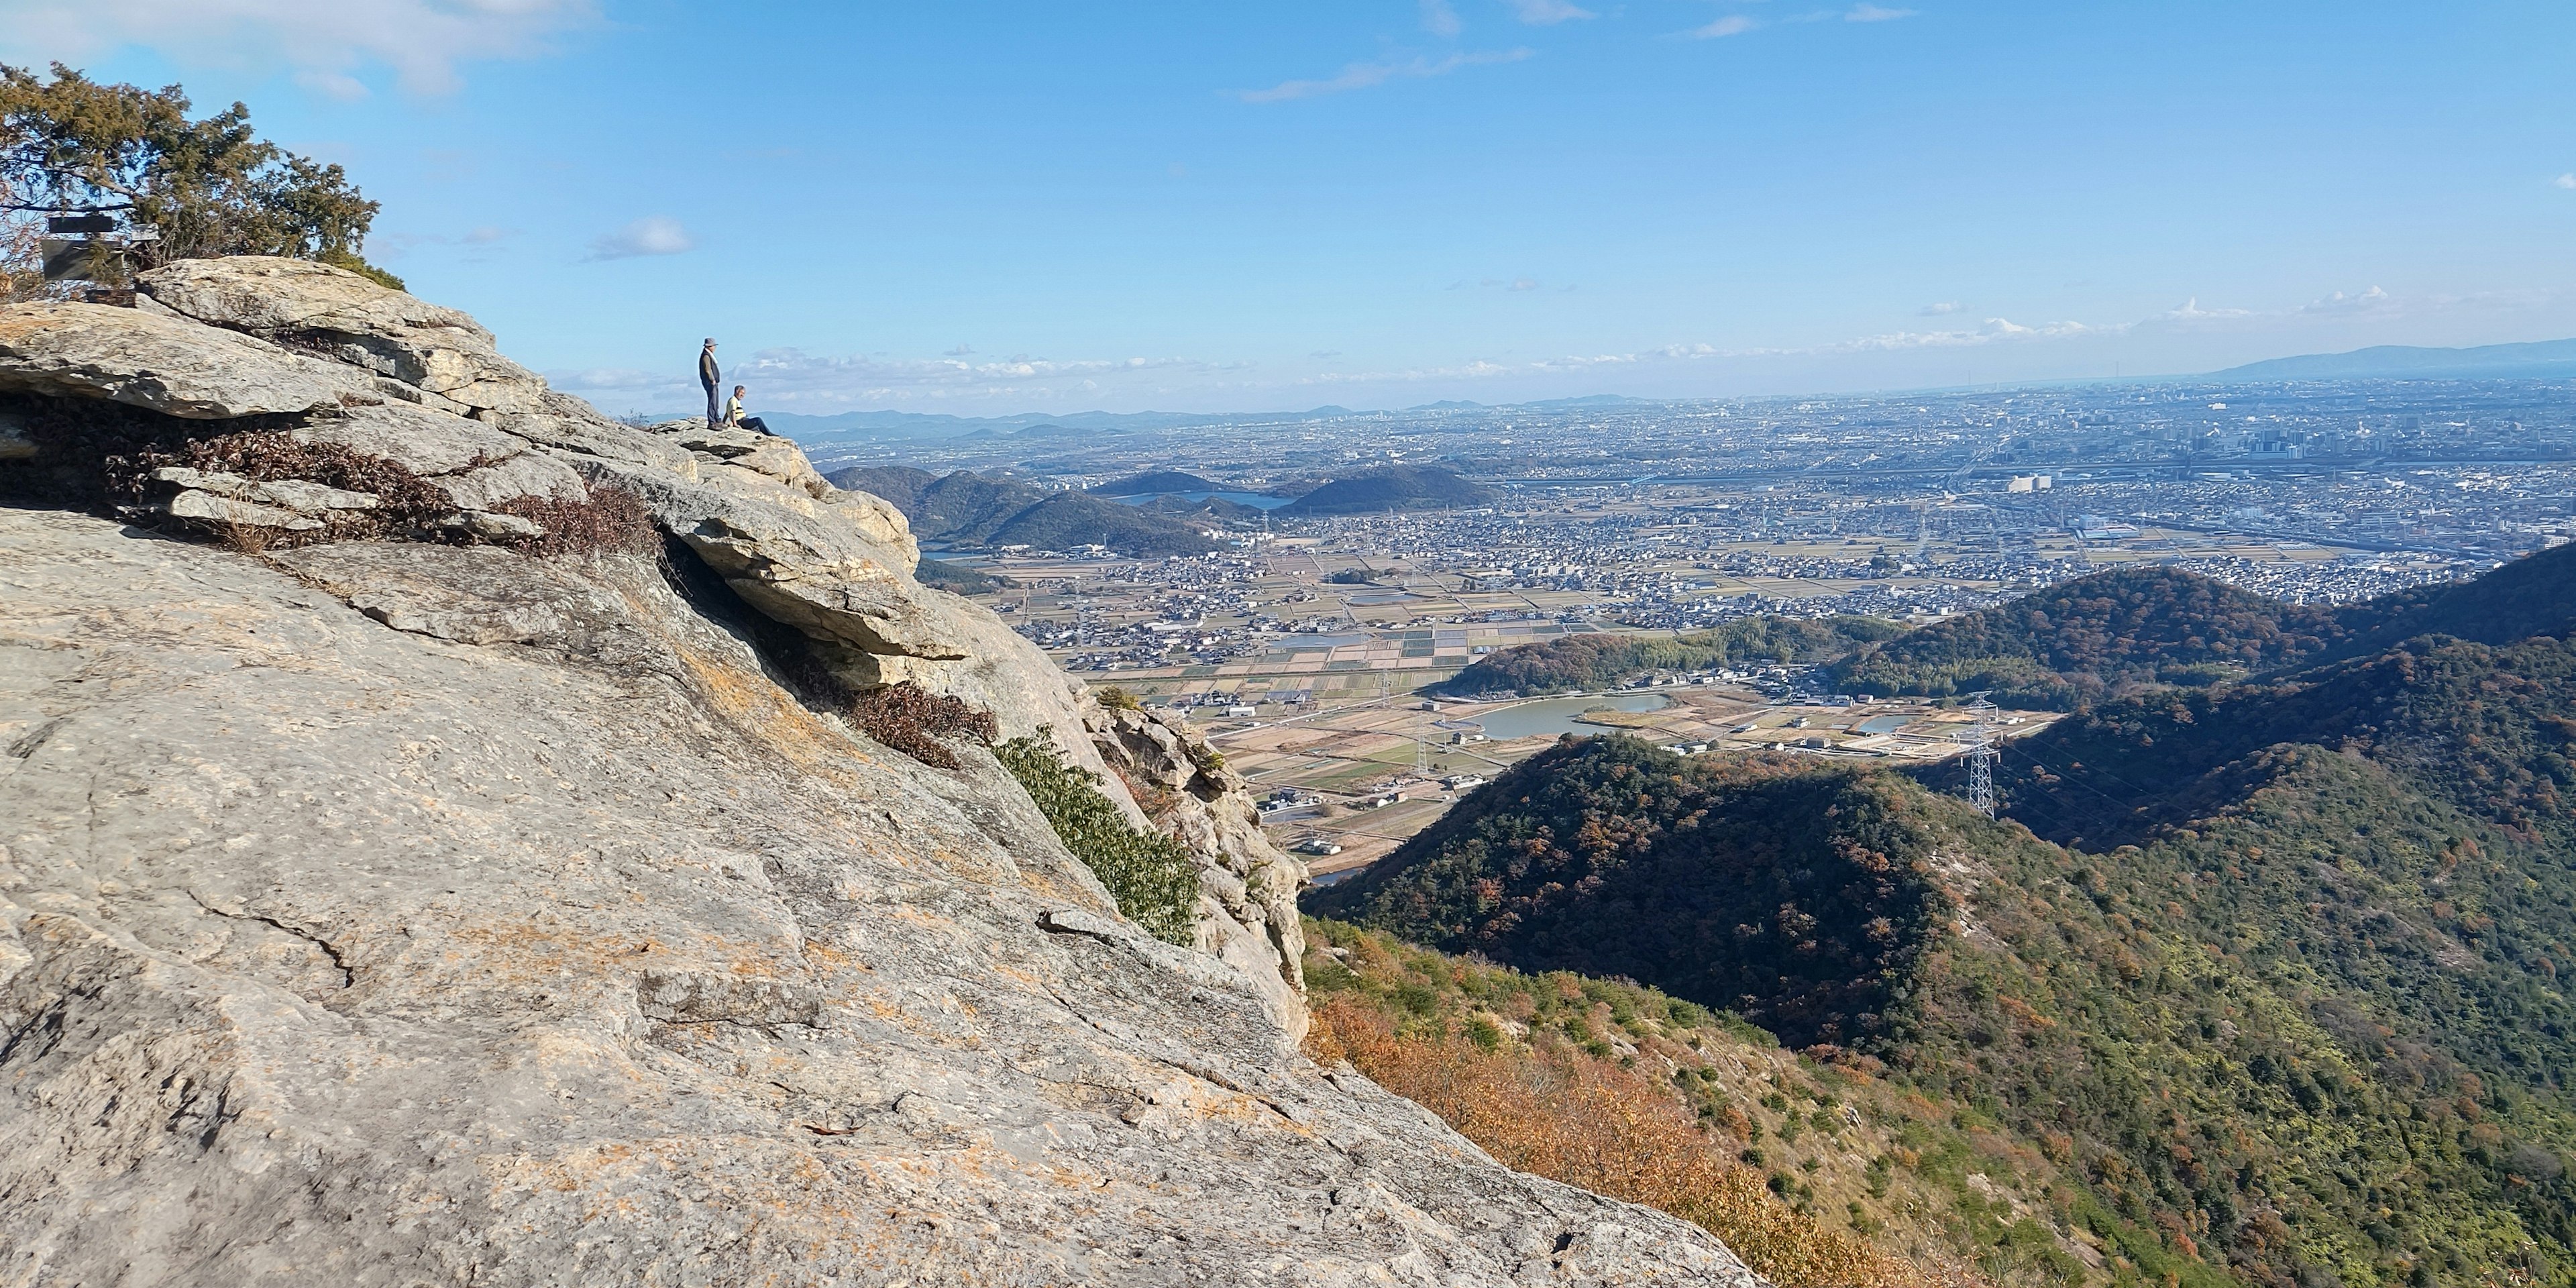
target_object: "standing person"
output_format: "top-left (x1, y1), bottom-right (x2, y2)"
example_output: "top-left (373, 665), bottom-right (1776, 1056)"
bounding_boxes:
top-left (698, 338), bottom-right (721, 425)
top-left (725, 384), bottom-right (774, 436)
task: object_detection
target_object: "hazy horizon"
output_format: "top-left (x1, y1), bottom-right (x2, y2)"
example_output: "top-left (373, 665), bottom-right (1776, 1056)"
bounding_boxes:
top-left (11, 2), bottom-right (2574, 415)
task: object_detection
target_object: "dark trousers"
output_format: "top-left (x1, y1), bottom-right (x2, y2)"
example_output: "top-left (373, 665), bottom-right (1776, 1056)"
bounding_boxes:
top-left (740, 417), bottom-right (771, 435)
top-left (703, 380), bottom-right (721, 425)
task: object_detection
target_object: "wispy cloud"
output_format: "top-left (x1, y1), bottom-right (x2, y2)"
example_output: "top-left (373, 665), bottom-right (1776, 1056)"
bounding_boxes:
top-left (1240, 48), bottom-right (1532, 103)
top-left (1421, 0), bottom-right (1462, 37)
top-left (550, 349), bottom-right (1247, 410)
top-left (2557, 173), bottom-right (2576, 191)
top-left (1501, 0), bottom-right (1595, 23)
top-left (586, 217), bottom-right (694, 262)
top-left (2295, 286), bottom-right (2392, 317)
top-left (1685, 15), bottom-right (1757, 38)
top-left (1845, 3), bottom-right (1915, 20)
top-left (1917, 301), bottom-right (1960, 316)
top-left (0, 0), bottom-right (598, 95)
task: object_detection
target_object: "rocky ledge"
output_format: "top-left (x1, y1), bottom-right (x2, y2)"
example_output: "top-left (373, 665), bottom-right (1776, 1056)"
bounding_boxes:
top-left (0, 260), bottom-right (1760, 1285)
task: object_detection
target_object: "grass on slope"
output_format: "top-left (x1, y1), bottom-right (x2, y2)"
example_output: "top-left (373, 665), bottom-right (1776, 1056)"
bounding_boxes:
top-left (1305, 920), bottom-right (2103, 1288)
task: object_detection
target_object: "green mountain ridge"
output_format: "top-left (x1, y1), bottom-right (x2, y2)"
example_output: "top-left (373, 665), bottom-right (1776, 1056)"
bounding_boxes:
top-left (824, 464), bottom-right (1220, 557)
top-left (1321, 543), bottom-right (2576, 1287)
top-left (1279, 464), bottom-right (1497, 517)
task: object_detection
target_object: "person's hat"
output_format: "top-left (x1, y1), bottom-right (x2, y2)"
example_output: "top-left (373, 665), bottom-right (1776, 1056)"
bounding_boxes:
top-left (703, 337), bottom-right (716, 345)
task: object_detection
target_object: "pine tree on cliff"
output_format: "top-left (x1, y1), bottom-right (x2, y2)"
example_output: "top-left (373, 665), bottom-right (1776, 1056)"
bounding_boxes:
top-left (0, 64), bottom-right (397, 299)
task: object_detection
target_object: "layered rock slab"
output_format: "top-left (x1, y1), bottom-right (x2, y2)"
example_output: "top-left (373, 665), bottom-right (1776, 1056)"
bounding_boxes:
top-left (0, 301), bottom-right (380, 418)
top-left (137, 256), bottom-right (549, 413)
top-left (0, 509), bottom-right (1760, 1288)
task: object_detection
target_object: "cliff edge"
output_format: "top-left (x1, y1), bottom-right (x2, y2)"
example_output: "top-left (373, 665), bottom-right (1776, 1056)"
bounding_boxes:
top-left (0, 259), bottom-right (1760, 1286)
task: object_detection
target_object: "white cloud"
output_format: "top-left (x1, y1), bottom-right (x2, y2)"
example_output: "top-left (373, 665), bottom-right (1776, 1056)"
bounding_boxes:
top-left (2296, 285), bottom-right (2392, 317)
top-left (1500, 0), bottom-right (1594, 23)
top-left (1686, 15), bottom-right (1758, 38)
top-left (586, 217), bottom-right (694, 262)
top-left (2157, 297), bottom-right (2254, 323)
top-left (1917, 301), bottom-right (1960, 316)
top-left (551, 348), bottom-right (1244, 410)
top-left (1240, 48), bottom-right (1532, 103)
top-left (2557, 173), bottom-right (2576, 190)
top-left (1830, 316), bottom-right (2094, 353)
top-left (0, 0), bottom-right (597, 95)
top-left (1845, 3), bottom-right (1916, 20)
top-left (1421, 0), bottom-right (1462, 37)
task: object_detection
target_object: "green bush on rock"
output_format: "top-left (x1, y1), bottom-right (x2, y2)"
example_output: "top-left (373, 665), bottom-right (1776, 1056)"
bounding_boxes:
top-left (996, 736), bottom-right (1199, 945)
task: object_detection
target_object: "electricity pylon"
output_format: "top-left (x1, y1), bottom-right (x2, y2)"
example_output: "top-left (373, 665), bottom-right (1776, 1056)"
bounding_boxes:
top-left (1957, 696), bottom-right (1998, 818)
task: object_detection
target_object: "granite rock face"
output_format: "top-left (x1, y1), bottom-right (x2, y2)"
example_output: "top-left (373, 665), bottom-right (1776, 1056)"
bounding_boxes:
top-left (0, 510), bottom-right (1760, 1287)
top-left (138, 256), bottom-right (549, 413)
top-left (1092, 705), bottom-right (1312, 1035)
top-left (0, 258), bottom-right (1767, 1285)
top-left (0, 301), bottom-right (380, 417)
top-left (0, 256), bottom-right (1322, 1024)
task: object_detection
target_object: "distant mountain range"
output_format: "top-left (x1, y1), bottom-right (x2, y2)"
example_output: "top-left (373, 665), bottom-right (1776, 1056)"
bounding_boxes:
top-left (2208, 337), bottom-right (2576, 381)
top-left (712, 394), bottom-right (1666, 443)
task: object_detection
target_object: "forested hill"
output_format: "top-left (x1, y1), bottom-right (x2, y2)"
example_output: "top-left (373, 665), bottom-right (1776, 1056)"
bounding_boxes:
top-left (1312, 731), bottom-right (2576, 1287)
top-left (1433, 616), bottom-right (1900, 697)
top-left (1438, 550), bottom-right (2576, 710)
top-left (1277, 465), bottom-right (1497, 517)
top-left (822, 464), bottom-right (1218, 556)
top-left (2334, 537), bottom-right (2576, 657)
top-left (1827, 565), bottom-right (2373, 706)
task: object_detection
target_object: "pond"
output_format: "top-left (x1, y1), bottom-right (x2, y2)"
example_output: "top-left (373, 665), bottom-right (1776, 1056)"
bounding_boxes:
top-left (1476, 693), bottom-right (1672, 740)
top-left (1854, 714), bottom-right (1917, 735)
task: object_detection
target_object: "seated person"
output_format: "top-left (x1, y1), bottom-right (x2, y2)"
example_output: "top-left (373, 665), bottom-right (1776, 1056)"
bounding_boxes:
top-left (723, 384), bottom-right (775, 436)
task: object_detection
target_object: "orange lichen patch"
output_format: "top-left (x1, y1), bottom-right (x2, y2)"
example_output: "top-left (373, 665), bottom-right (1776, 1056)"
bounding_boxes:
top-left (800, 938), bottom-right (870, 973)
top-left (672, 647), bottom-right (876, 790)
top-left (425, 914), bottom-right (803, 1001)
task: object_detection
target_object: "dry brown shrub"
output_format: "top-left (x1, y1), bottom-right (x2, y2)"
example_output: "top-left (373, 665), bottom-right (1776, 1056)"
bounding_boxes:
top-left (850, 682), bottom-right (1000, 769)
top-left (1309, 996), bottom-right (1934, 1288)
top-left (122, 429), bottom-right (455, 549)
top-left (493, 486), bottom-right (661, 559)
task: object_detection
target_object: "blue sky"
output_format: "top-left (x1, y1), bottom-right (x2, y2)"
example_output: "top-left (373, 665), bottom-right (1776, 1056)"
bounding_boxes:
top-left (10, 1), bottom-right (2576, 414)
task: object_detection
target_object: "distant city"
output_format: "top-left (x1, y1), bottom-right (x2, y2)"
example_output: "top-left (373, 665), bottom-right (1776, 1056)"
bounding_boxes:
top-left (784, 374), bottom-right (2575, 871)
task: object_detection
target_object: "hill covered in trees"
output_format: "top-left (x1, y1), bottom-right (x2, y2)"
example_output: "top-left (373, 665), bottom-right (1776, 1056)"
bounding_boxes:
top-left (1313, 729), bottom-right (2576, 1287)
top-left (1440, 553), bottom-right (2576, 711)
top-left (1435, 616), bottom-right (1901, 697)
top-left (1305, 920), bottom-right (2110, 1288)
top-left (1322, 542), bottom-right (2576, 1287)
top-left (1278, 464), bottom-right (1496, 517)
top-left (824, 464), bottom-right (1218, 556)
top-left (1090, 470), bottom-right (1218, 496)
top-left (1825, 566), bottom-right (2375, 707)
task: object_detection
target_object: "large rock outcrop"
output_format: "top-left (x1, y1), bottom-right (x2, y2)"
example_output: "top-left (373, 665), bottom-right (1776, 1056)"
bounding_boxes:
top-left (0, 258), bottom-right (1766, 1285)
